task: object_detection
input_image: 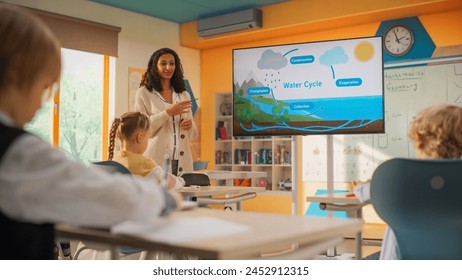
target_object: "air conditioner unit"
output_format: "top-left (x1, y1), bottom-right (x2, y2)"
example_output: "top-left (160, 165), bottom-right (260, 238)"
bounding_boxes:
top-left (198, 9), bottom-right (262, 37)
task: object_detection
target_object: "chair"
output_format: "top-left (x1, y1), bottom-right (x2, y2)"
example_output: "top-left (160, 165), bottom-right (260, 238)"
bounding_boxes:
top-left (72, 160), bottom-right (142, 259)
top-left (182, 172), bottom-right (211, 186)
top-left (91, 160), bottom-right (131, 175)
top-left (370, 158), bottom-right (462, 260)
top-left (182, 173), bottom-right (256, 211)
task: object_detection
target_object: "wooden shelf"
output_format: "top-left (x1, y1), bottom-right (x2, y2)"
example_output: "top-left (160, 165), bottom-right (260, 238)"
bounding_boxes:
top-left (214, 92), bottom-right (293, 193)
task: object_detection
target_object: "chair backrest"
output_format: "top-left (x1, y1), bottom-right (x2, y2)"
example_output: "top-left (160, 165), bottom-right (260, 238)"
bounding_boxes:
top-left (370, 158), bottom-right (462, 260)
top-left (89, 160), bottom-right (139, 256)
top-left (92, 160), bottom-right (131, 175)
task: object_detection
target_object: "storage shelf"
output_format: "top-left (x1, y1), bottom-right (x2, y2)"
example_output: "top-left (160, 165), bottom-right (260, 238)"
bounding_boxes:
top-left (214, 92), bottom-right (293, 193)
top-left (215, 139), bottom-right (233, 143)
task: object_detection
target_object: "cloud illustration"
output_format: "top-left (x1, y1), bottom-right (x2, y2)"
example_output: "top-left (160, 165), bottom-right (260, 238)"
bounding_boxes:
top-left (257, 49), bottom-right (288, 70)
top-left (319, 46), bottom-right (349, 66)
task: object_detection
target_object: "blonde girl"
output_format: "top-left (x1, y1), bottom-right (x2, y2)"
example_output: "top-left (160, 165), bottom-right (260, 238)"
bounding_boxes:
top-left (108, 112), bottom-right (184, 190)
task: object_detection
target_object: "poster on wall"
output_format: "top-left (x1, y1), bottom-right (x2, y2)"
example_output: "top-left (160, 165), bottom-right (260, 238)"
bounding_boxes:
top-left (128, 67), bottom-right (145, 111)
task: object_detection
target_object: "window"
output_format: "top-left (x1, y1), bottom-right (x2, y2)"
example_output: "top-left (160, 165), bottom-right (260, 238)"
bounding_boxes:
top-left (25, 102), bottom-right (52, 143)
top-left (26, 48), bottom-right (107, 165)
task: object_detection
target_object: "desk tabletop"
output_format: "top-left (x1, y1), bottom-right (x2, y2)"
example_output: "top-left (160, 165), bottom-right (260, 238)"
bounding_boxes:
top-left (203, 170), bottom-right (267, 180)
top-left (56, 208), bottom-right (362, 260)
top-left (178, 186), bottom-right (266, 197)
top-left (306, 193), bottom-right (363, 205)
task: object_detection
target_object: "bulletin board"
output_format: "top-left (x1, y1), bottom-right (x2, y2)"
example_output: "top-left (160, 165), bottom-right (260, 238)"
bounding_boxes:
top-left (128, 67), bottom-right (145, 111)
top-left (303, 61), bottom-right (462, 182)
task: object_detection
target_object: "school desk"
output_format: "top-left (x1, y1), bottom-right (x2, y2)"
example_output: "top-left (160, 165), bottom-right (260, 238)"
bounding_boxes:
top-left (203, 170), bottom-right (267, 186)
top-left (306, 193), bottom-right (366, 259)
top-left (178, 186), bottom-right (266, 211)
top-left (55, 207), bottom-right (363, 260)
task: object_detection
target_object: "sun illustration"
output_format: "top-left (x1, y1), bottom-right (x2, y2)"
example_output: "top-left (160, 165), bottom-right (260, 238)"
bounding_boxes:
top-left (354, 41), bottom-right (375, 62)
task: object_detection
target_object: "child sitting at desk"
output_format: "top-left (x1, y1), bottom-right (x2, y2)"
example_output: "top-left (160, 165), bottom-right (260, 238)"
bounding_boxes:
top-left (351, 103), bottom-right (462, 259)
top-left (108, 112), bottom-right (184, 190)
top-left (0, 3), bottom-right (180, 260)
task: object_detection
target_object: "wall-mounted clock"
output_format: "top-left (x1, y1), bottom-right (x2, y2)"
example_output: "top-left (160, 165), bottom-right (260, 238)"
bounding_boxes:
top-left (384, 25), bottom-right (415, 57)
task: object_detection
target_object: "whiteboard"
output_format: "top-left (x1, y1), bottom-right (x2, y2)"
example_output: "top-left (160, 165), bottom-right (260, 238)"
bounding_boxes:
top-left (303, 61), bottom-right (462, 182)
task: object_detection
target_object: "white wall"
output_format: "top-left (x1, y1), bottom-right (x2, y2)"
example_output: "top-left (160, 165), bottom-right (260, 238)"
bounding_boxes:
top-left (3, 0), bottom-right (201, 119)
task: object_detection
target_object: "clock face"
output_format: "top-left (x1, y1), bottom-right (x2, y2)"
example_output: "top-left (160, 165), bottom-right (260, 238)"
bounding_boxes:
top-left (384, 25), bottom-right (414, 57)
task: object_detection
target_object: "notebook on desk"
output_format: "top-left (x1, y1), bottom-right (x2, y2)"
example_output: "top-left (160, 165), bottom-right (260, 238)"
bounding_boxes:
top-left (111, 216), bottom-right (250, 244)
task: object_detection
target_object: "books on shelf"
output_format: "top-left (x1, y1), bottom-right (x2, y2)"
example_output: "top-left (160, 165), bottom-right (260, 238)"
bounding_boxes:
top-left (219, 127), bottom-right (228, 140)
top-left (256, 148), bottom-right (272, 164)
top-left (215, 150), bottom-right (231, 164)
top-left (234, 149), bottom-right (252, 165)
top-left (216, 120), bottom-right (229, 140)
top-left (232, 148), bottom-right (273, 165)
top-left (214, 93), bottom-right (293, 191)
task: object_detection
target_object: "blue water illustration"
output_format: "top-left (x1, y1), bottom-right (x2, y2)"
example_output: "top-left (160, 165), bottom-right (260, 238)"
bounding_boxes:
top-left (243, 95), bottom-right (383, 120)
top-left (239, 95), bottom-right (383, 133)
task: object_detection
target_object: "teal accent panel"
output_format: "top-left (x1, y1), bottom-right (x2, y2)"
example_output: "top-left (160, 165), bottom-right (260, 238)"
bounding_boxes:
top-left (184, 79), bottom-right (197, 116)
top-left (90, 0), bottom-right (288, 23)
top-left (376, 17), bottom-right (435, 63)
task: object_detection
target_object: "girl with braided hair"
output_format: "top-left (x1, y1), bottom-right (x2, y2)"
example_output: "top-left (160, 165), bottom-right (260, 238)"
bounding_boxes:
top-left (108, 112), bottom-right (184, 190)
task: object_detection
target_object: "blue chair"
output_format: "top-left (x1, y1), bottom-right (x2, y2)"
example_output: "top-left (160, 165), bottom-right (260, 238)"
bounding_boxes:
top-left (73, 160), bottom-right (141, 259)
top-left (92, 160), bottom-right (131, 175)
top-left (370, 158), bottom-right (462, 260)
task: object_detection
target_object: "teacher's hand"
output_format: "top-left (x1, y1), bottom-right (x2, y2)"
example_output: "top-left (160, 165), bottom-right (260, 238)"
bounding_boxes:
top-left (167, 100), bottom-right (192, 116)
top-left (180, 118), bottom-right (193, 131)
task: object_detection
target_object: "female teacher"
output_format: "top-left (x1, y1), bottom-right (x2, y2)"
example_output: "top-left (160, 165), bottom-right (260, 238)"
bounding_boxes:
top-left (135, 48), bottom-right (197, 175)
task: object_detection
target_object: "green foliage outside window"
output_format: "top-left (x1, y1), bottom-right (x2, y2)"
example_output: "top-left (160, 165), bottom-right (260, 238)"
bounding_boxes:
top-left (25, 48), bottom-right (104, 165)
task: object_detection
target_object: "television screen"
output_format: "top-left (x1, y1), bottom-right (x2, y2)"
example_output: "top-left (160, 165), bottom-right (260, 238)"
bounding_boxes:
top-left (232, 36), bottom-right (384, 136)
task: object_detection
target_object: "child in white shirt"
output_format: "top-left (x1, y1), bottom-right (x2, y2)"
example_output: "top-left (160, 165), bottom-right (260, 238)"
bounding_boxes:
top-left (0, 3), bottom-right (180, 259)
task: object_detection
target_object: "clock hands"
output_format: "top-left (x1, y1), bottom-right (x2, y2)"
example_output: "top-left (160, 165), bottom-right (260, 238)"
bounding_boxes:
top-left (393, 29), bottom-right (400, 44)
top-left (394, 29), bottom-right (410, 46)
top-left (397, 36), bottom-right (411, 48)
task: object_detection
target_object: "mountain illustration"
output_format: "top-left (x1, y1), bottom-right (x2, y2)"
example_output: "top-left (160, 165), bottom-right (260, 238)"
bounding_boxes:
top-left (244, 70), bottom-right (259, 83)
top-left (234, 73), bottom-right (265, 96)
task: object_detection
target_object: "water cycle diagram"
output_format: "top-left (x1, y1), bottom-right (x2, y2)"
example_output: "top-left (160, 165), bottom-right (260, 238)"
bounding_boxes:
top-left (233, 36), bottom-right (384, 136)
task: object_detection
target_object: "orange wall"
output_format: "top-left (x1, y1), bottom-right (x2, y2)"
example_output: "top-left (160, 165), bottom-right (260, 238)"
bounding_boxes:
top-left (181, 0), bottom-right (462, 49)
top-left (188, 1), bottom-right (462, 215)
top-left (242, 195), bottom-right (293, 215)
top-left (420, 10), bottom-right (462, 47)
